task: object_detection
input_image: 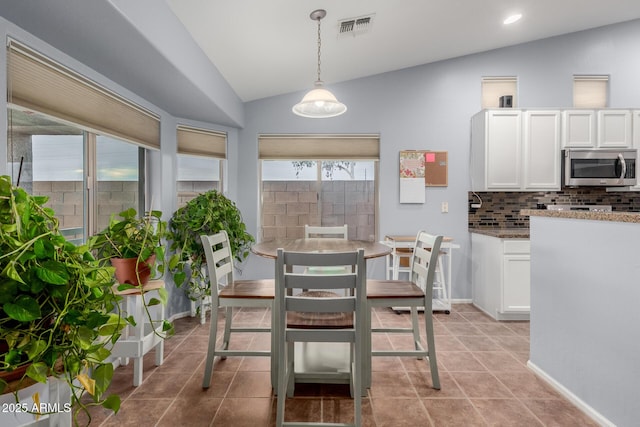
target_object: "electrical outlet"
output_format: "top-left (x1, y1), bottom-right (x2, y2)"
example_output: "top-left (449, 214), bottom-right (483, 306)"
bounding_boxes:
top-left (441, 201), bottom-right (449, 213)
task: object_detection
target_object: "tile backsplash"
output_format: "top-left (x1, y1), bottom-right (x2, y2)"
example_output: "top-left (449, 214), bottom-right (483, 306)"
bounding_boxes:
top-left (468, 188), bottom-right (640, 229)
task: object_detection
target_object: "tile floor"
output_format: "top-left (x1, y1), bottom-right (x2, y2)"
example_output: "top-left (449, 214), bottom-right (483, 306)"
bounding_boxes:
top-left (79, 304), bottom-right (598, 426)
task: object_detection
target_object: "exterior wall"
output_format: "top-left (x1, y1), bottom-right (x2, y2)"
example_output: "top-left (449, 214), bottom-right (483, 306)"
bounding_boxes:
top-left (261, 180), bottom-right (375, 241)
top-left (176, 180), bottom-right (219, 208)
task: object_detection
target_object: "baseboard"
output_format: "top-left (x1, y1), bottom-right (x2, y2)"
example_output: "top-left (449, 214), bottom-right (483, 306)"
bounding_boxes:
top-left (451, 298), bottom-right (473, 304)
top-left (527, 361), bottom-right (614, 427)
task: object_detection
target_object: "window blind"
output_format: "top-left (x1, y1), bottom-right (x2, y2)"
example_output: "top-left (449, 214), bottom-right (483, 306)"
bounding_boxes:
top-left (7, 40), bottom-right (160, 149)
top-left (177, 125), bottom-right (227, 158)
top-left (481, 77), bottom-right (517, 109)
top-left (573, 76), bottom-right (608, 108)
top-left (258, 135), bottom-right (380, 160)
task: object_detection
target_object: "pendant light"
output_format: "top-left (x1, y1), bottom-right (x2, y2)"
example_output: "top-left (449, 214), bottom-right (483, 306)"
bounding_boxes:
top-left (292, 9), bottom-right (347, 118)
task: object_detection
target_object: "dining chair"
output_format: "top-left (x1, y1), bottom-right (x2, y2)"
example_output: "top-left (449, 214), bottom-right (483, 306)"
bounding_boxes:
top-left (275, 248), bottom-right (365, 427)
top-left (200, 230), bottom-right (275, 389)
top-left (303, 224), bottom-right (351, 279)
top-left (366, 230), bottom-right (443, 390)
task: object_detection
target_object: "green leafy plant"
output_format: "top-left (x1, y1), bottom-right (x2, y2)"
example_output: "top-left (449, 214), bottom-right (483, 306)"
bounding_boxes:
top-left (87, 208), bottom-right (166, 281)
top-left (167, 190), bottom-right (254, 301)
top-left (0, 175), bottom-right (125, 424)
top-left (88, 208), bottom-right (173, 337)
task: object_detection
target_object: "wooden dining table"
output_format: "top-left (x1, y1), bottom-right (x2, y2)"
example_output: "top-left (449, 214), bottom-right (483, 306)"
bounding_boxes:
top-left (251, 238), bottom-right (391, 394)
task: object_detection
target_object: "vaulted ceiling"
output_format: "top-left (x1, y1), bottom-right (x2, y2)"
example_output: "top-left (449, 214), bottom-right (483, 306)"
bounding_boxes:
top-left (2, 0), bottom-right (640, 127)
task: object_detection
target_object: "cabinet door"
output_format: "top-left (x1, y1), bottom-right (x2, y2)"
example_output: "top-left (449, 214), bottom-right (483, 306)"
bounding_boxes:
top-left (523, 111), bottom-right (561, 190)
top-left (598, 110), bottom-right (632, 148)
top-left (502, 254), bottom-right (530, 313)
top-left (486, 111), bottom-right (522, 189)
top-left (562, 110), bottom-right (596, 148)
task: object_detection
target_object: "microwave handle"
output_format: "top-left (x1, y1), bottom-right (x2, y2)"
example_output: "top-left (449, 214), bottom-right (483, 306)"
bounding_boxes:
top-left (618, 153), bottom-right (626, 180)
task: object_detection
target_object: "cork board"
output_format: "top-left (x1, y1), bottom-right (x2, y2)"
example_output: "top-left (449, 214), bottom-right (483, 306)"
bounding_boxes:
top-left (425, 151), bottom-right (448, 186)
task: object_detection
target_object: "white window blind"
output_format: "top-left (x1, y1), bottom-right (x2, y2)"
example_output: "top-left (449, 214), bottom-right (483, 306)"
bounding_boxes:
top-left (573, 75), bottom-right (608, 108)
top-left (258, 135), bottom-right (380, 160)
top-left (177, 125), bottom-right (226, 158)
top-left (481, 77), bottom-right (517, 109)
top-left (7, 40), bottom-right (160, 149)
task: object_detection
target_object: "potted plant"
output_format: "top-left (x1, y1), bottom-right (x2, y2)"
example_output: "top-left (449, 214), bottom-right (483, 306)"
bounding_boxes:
top-left (0, 175), bottom-right (125, 424)
top-left (167, 190), bottom-right (254, 302)
top-left (88, 208), bottom-right (166, 287)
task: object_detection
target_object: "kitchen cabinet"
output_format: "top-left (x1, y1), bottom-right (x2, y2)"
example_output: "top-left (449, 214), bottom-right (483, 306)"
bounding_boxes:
top-left (562, 110), bottom-right (596, 148)
top-left (471, 233), bottom-right (530, 321)
top-left (471, 109), bottom-right (560, 191)
top-left (562, 109), bottom-right (632, 148)
top-left (597, 110), bottom-right (632, 147)
top-left (523, 110), bottom-right (561, 189)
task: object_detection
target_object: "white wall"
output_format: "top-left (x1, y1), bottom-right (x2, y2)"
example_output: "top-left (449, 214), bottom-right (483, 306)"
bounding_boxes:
top-left (235, 19), bottom-right (640, 299)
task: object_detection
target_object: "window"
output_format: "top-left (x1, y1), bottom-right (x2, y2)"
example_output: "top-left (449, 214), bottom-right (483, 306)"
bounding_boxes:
top-left (177, 155), bottom-right (221, 208)
top-left (176, 125), bottom-right (226, 206)
top-left (6, 41), bottom-right (157, 241)
top-left (7, 108), bottom-right (143, 242)
top-left (481, 76), bottom-right (517, 109)
top-left (259, 135), bottom-right (379, 242)
top-left (573, 75), bottom-right (608, 108)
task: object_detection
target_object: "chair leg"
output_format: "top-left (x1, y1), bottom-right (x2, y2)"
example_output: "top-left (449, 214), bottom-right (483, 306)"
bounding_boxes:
top-left (286, 341), bottom-right (295, 397)
top-left (221, 306), bottom-right (233, 355)
top-left (276, 338), bottom-right (288, 426)
top-left (410, 306), bottom-right (423, 360)
top-left (424, 305), bottom-right (440, 390)
top-left (202, 300), bottom-right (221, 388)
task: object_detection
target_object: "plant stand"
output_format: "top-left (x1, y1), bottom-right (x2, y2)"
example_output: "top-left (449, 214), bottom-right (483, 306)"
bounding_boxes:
top-left (111, 280), bottom-right (165, 386)
top-left (0, 377), bottom-right (71, 427)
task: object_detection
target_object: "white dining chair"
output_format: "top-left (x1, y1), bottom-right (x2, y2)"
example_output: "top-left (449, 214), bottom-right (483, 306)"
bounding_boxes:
top-left (303, 224), bottom-right (351, 280)
top-left (366, 230), bottom-right (443, 390)
top-left (275, 248), bottom-right (365, 427)
top-left (200, 230), bottom-right (275, 389)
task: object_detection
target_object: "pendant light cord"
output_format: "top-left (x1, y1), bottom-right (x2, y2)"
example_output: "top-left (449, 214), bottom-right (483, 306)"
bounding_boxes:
top-left (316, 16), bottom-right (322, 83)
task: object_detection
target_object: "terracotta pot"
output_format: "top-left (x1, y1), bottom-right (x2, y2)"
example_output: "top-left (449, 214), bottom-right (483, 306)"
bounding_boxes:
top-left (111, 254), bottom-right (156, 286)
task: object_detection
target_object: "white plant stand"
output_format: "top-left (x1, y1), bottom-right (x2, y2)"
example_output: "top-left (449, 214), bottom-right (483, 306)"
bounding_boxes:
top-left (111, 279), bottom-right (166, 386)
top-left (0, 377), bottom-right (71, 427)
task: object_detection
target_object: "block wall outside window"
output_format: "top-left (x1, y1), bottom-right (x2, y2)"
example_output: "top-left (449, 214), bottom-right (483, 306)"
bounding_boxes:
top-left (261, 180), bottom-right (375, 242)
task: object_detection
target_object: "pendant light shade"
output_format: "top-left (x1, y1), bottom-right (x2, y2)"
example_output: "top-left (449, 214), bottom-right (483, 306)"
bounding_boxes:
top-left (292, 9), bottom-right (347, 118)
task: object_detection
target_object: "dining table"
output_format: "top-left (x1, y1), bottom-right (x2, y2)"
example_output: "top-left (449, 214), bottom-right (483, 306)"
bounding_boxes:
top-left (251, 237), bottom-right (392, 395)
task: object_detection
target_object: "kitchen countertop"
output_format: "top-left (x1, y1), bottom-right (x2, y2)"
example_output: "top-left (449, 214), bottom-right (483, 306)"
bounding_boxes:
top-left (521, 209), bottom-right (640, 224)
top-left (468, 228), bottom-right (530, 238)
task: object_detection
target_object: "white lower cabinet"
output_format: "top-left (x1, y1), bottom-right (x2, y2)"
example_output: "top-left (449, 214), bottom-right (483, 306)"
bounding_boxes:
top-left (471, 233), bottom-right (530, 320)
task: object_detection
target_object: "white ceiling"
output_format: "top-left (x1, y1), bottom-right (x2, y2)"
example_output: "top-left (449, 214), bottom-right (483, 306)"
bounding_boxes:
top-left (167, 0), bottom-right (640, 102)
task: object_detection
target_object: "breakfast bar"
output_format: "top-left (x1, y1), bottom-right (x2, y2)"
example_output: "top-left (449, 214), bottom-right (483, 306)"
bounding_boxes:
top-left (522, 209), bottom-right (640, 426)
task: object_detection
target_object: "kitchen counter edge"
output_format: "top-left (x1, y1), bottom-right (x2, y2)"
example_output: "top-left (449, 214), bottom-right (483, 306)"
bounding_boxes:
top-left (468, 228), bottom-right (530, 239)
top-left (520, 209), bottom-right (640, 224)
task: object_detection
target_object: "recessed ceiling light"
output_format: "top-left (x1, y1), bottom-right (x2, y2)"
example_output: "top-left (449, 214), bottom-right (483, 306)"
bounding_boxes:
top-left (503, 13), bottom-right (522, 25)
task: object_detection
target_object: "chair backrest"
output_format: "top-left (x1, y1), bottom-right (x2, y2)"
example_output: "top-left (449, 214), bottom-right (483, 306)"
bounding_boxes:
top-left (275, 248), bottom-right (365, 343)
top-left (200, 230), bottom-right (235, 298)
top-left (304, 224), bottom-right (348, 239)
top-left (410, 231), bottom-right (443, 304)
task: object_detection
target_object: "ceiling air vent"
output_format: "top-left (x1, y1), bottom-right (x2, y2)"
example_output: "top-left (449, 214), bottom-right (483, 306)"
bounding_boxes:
top-left (338, 14), bottom-right (374, 37)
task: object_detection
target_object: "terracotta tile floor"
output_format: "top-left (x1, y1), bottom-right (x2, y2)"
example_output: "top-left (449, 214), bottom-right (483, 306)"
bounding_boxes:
top-left (79, 304), bottom-right (599, 426)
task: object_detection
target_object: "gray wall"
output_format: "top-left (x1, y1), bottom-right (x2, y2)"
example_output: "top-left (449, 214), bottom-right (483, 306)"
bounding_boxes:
top-left (529, 216), bottom-right (640, 426)
top-left (234, 19), bottom-right (640, 299)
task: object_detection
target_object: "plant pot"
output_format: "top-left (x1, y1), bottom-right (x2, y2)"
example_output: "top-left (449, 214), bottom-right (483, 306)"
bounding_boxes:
top-left (111, 254), bottom-right (156, 286)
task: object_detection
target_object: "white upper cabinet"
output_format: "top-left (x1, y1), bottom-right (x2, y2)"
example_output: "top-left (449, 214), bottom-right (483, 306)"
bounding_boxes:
top-left (597, 110), bottom-right (632, 148)
top-left (562, 110), bottom-right (596, 148)
top-left (523, 111), bottom-right (561, 190)
top-left (471, 110), bottom-right (560, 191)
top-left (562, 109), bottom-right (632, 148)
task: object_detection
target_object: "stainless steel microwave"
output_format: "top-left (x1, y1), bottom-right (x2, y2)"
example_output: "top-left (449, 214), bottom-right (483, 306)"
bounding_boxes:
top-left (562, 149), bottom-right (637, 187)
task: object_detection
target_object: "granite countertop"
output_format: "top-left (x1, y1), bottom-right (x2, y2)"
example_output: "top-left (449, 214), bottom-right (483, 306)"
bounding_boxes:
top-left (521, 209), bottom-right (640, 224)
top-left (468, 228), bottom-right (530, 238)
